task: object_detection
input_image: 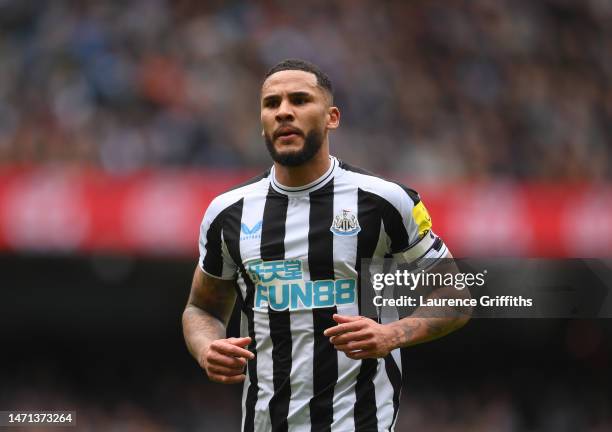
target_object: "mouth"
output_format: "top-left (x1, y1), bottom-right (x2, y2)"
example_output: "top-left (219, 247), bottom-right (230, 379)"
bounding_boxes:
top-left (274, 126), bottom-right (304, 141)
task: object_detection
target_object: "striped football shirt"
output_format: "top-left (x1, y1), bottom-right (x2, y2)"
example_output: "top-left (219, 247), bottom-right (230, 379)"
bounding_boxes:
top-left (198, 156), bottom-right (447, 432)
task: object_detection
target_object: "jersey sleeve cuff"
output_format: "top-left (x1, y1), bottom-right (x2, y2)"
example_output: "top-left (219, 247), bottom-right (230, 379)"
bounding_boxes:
top-left (198, 262), bottom-right (237, 280)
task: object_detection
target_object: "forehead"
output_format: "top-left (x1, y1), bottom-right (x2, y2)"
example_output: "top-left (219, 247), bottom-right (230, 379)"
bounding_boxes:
top-left (261, 70), bottom-right (320, 97)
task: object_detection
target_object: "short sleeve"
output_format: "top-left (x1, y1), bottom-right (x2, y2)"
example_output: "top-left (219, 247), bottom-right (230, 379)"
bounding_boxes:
top-left (388, 186), bottom-right (448, 266)
top-left (198, 202), bottom-right (238, 280)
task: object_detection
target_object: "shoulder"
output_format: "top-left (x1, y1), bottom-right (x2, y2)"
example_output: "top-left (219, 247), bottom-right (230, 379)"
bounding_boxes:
top-left (204, 169), bottom-right (270, 222)
top-left (337, 160), bottom-right (420, 208)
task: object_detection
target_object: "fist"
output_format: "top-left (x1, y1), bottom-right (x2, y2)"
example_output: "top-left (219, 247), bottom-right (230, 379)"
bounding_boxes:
top-left (324, 314), bottom-right (397, 360)
top-left (200, 337), bottom-right (254, 384)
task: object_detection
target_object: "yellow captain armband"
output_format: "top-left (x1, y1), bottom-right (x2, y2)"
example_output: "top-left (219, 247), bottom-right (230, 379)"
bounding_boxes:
top-left (412, 201), bottom-right (432, 237)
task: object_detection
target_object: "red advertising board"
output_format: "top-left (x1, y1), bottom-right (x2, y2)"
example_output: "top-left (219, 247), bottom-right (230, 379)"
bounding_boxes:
top-left (0, 167), bottom-right (610, 257)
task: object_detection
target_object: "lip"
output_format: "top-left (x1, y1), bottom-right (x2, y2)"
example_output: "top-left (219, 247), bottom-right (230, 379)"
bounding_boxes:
top-left (277, 133), bottom-right (300, 142)
top-left (274, 126), bottom-right (303, 140)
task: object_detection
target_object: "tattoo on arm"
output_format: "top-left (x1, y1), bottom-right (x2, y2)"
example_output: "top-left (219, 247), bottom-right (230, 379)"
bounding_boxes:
top-left (391, 251), bottom-right (472, 348)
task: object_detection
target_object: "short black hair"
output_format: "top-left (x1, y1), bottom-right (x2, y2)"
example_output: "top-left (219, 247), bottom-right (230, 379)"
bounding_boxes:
top-left (264, 59), bottom-right (333, 98)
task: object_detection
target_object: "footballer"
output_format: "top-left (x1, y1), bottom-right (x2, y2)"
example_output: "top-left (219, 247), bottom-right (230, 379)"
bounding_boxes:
top-left (183, 59), bottom-right (470, 431)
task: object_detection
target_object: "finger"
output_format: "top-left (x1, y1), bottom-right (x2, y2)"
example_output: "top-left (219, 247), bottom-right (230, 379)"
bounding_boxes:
top-left (323, 320), bottom-right (367, 337)
top-left (329, 330), bottom-right (370, 345)
top-left (208, 352), bottom-right (248, 369)
top-left (227, 337), bottom-right (252, 347)
top-left (208, 365), bottom-right (246, 376)
top-left (332, 314), bottom-right (363, 324)
top-left (208, 373), bottom-right (247, 384)
top-left (346, 350), bottom-right (374, 360)
top-left (214, 342), bottom-right (255, 359)
top-left (333, 340), bottom-right (375, 352)
top-left (344, 350), bottom-right (377, 360)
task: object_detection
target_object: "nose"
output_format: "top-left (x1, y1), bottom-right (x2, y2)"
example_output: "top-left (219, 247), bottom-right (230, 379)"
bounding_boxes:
top-left (275, 98), bottom-right (294, 123)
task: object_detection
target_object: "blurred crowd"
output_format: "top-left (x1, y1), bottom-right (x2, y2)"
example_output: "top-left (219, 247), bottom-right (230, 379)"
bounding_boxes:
top-left (3, 380), bottom-right (611, 431)
top-left (0, 0), bottom-right (610, 180)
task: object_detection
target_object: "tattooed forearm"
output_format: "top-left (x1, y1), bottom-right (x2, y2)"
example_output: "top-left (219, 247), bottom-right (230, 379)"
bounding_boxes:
top-left (386, 287), bottom-right (471, 348)
top-left (388, 315), bottom-right (464, 348)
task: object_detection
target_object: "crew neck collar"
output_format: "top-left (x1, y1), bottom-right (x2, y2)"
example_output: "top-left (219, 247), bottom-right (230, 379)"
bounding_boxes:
top-left (270, 156), bottom-right (337, 196)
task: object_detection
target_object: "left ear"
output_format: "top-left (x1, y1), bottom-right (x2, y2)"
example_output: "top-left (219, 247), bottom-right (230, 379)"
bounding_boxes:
top-left (326, 106), bottom-right (340, 130)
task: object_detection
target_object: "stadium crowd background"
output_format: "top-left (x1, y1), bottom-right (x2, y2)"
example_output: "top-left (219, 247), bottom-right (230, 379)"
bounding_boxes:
top-left (0, 0), bottom-right (610, 180)
top-left (1, 1), bottom-right (611, 431)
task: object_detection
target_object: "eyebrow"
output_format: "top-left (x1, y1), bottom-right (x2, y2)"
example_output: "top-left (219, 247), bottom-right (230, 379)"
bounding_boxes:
top-left (262, 91), bottom-right (314, 103)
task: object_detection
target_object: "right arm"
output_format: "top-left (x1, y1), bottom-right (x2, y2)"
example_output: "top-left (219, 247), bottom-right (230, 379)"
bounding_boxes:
top-left (182, 266), bottom-right (254, 384)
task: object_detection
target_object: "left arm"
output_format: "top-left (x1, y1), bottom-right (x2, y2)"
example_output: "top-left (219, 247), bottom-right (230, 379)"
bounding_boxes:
top-left (325, 251), bottom-right (472, 360)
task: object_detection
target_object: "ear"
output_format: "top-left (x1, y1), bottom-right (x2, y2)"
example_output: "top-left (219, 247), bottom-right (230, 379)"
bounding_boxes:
top-left (261, 130), bottom-right (265, 137)
top-left (326, 106), bottom-right (340, 130)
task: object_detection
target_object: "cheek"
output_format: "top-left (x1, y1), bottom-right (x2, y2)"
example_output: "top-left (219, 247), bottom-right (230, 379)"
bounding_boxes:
top-left (304, 110), bottom-right (327, 130)
top-left (261, 115), bottom-right (274, 131)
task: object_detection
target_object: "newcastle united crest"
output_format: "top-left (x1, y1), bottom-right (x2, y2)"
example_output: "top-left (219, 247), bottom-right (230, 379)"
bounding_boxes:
top-left (330, 209), bottom-right (361, 236)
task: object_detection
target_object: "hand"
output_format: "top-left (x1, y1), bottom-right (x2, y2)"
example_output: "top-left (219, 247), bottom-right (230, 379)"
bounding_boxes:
top-left (323, 314), bottom-right (398, 360)
top-left (199, 336), bottom-right (254, 384)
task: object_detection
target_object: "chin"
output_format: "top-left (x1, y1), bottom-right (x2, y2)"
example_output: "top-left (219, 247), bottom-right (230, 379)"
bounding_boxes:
top-left (274, 141), bottom-right (304, 153)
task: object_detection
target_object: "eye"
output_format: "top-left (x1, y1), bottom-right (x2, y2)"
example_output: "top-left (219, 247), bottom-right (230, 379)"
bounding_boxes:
top-left (263, 99), bottom-right (279, 108)
top-left (292, 96), bottom-right (307, 105)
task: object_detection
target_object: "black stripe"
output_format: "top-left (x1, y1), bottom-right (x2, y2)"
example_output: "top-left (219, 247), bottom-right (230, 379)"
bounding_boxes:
top-left (380, 198), bottom-right (410, 254)
top-left (261, 186), bottom-right (291, 432)
top-left (355, 189), bottom-right (382, 316)
top-left (202, 210), bottom-right (225, 277)
top-left (241, 262), bottom-right (259, 432)
top-left (384, 354), bottom-right (402, 431)
top-left (308, 180), bottom-right (337, 432)
top-left (223, 199), bottom-right (245, 303)
top-left (355, 189), bottom-right (382, 431)
top-left (220, 200), bottom-right (258, 432)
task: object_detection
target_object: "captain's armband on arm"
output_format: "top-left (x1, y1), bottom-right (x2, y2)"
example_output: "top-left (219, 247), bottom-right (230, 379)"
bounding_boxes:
top-left (396, 230), bottom-right (448, 268)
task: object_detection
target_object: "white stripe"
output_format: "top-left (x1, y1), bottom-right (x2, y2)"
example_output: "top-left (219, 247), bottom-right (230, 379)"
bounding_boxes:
top-left (372, 357), bottom-right (397, 430)
top-left (239, 192), bottom-right (272, 431)
top-left (240, 311), bottom-right (250, 432)
top-left (330, 180), bottom-right (359, 430)
top-left (253, 310), bottom-right (274, 431)
top-left (284, 195), bottom-right (314, 431)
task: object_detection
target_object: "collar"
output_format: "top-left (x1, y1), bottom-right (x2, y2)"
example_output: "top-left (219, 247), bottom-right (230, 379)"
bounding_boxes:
top-left (270, 156), bottom-right (337, 196)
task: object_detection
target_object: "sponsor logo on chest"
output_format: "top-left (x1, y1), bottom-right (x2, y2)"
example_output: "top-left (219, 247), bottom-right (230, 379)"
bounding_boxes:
top-left (246, 259), bottom-right (356, 311)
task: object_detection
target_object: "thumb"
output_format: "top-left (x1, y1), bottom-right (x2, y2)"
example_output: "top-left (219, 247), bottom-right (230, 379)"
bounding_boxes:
top-left (228, 336), bottom-right (252, 347)
top-left (332, 314), bottom-right (362, 323)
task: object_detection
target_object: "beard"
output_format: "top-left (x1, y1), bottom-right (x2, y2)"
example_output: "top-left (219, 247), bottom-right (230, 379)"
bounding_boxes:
top-left (264, 129), bottom-right (324, 167)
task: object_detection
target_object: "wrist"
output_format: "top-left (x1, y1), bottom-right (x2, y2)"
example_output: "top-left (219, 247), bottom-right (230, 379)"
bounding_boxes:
top-left (384, 321), bottom-right (408, 350)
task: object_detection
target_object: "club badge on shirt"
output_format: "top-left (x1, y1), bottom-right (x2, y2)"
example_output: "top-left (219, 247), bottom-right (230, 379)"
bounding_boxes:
top-left (330, 209), bottom-right (361, 236)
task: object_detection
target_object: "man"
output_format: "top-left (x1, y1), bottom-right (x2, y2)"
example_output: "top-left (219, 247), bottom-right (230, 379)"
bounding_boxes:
top-left (182, 59), bottom-right (469, 431)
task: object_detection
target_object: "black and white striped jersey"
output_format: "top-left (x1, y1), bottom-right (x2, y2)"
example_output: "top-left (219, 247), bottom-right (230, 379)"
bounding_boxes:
top-left (198, 156), bottom-right (447, 432)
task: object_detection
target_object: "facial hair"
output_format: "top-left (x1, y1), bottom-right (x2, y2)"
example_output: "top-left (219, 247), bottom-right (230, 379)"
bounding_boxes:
top-left (264, 129), bottom-right (324, 167)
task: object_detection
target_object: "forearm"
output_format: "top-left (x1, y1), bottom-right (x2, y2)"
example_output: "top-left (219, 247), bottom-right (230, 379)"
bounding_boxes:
top-left (182, 304), bottom-right (227, 362)
top-left (386, 287), bottom-right (471, 348)
top-left (386, 315), bottom-right (467, 349)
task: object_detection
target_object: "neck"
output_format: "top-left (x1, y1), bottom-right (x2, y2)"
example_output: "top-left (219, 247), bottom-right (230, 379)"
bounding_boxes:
top-left (273, 145), bottom-right (331, 187)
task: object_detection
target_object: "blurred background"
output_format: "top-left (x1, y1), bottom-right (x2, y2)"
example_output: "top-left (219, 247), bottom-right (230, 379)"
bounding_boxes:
top-left (0, 0), bottom-right (611, 430)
